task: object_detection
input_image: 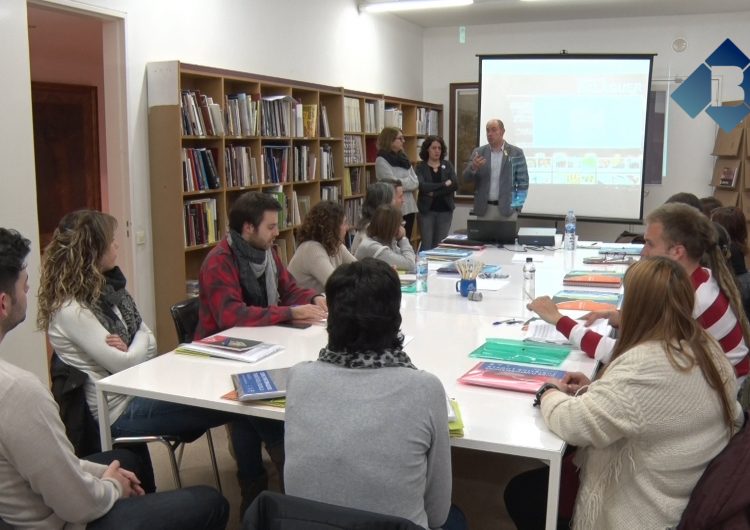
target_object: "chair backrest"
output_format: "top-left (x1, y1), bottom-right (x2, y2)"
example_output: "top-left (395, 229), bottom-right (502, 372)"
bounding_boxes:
top-left (170, 297), bottom-right (201, 343)
top-left (242, 491), bottom-right (424, 530)
top-left (677, 412), bottom-right (750, 529)
top-left (49, 352), bottom-right (102, 456)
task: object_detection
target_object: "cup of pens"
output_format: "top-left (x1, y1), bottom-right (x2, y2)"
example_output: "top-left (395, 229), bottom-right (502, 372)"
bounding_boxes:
top-left (455, 259), bottom-right (483, 297)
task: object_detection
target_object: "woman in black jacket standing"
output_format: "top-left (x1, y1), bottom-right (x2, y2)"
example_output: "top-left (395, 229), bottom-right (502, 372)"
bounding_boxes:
top-left (415, 136), bottom-right (457, 251)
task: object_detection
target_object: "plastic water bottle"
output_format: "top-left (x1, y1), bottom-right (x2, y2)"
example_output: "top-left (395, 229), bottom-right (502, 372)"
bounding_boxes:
top-left (522, 257), bottom-right (535, 308)
top-left (416, 256), bottom-right (428, 293)
top-left (564, 210), bottom-right (576, 250)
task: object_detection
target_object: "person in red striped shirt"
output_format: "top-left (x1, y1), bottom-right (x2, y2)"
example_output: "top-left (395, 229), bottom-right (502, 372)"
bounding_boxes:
top-left (529, 202), bottom-right (750, 380)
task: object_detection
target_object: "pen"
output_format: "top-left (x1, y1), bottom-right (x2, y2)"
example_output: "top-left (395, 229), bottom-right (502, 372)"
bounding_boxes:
top-left (523, 289), bottom-right (534, 301)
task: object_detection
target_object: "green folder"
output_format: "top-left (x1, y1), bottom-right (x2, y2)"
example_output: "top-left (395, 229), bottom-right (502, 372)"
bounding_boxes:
top-left (468, 338), bottom-right (570, 366)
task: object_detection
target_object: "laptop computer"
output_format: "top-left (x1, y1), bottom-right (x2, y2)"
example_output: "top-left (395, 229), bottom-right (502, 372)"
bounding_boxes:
top-left (466, 219), bottom-right (518, 244)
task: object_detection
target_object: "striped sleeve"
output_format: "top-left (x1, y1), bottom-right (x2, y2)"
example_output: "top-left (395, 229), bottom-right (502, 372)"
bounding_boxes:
top-left (556, 316), bottom-right (615, 363)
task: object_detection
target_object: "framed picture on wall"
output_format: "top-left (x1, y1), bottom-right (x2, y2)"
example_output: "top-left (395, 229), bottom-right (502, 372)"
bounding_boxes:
top-left (449, 83), bottom-right (479, 198)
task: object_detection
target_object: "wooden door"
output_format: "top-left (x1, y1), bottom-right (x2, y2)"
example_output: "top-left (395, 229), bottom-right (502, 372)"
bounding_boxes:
top-left (31, 82), bottom-right (101, 249)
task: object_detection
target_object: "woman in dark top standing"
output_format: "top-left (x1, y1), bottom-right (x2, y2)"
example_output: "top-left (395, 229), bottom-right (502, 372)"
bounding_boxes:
top-left (415, 136), bottom-right (457, 251)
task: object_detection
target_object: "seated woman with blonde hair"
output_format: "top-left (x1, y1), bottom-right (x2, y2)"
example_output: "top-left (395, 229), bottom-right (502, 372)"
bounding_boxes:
top-left (38, 210), bottom-right (284, 513)
top-left (354, 204), bottom-right (416, 272)
top-left (506, 257), bottom-right (744, 529)
top-left (288, 200), bottom-right (356, 293)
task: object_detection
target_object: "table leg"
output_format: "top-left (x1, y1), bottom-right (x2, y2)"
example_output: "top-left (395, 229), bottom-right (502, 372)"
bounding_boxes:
top-left (96, 388), bottom-right (113, 450)
top-left (545, 453), bottom-right (562, 530)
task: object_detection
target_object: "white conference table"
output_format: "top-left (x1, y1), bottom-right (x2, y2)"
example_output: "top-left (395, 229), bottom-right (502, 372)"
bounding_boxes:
top-left (96, 242), bottom-right (629, 529)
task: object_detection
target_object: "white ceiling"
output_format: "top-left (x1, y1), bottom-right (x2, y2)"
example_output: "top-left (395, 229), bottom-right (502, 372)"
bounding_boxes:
top-left (364, 0), bottom-right (750, 28)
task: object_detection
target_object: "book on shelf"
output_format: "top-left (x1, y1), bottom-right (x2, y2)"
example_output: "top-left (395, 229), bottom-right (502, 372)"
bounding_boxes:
top-left (261, 95), bottom-right (296, 137)
top-left (321, 185), bottom-right (339, 201)
top-left (274, 242), bottom-right (288, 266)
top-left (264, 188), bottom-right (288, 228)
top-left (302, 104), bottom-right (318, 138)
top-left (183, 198), bottom-right (218, 247)
top-left (225, 145), bottom-right (258, 187)
top-left (320, 144), bottom-right (334, 180)
top-left (297, 195), bottom-right (311, 223)
top-left (344, 97), bottom-right (362, 132)
top-left (458, 361), bottom-right (566, 394)
top-left (290, 190), bottom-right (301, 226)
top-left (180, 89), bottom-right (206, 136)
top-left (176, 337), bottom-right (283, 363)
top-left (292, 99), bottom-right (303, 138)
top-left (384, 106), bottom-right (403, 129)
top-left (263, 146), bottom-right (290, 184)
top-left (552, 290), bottom-right (622, 312)
top-left (718, 165), bottom-right (739, 189)
top-left (344, 135), bottom-right (364, 165)
top-left (320, 105), bottom-right (331, 137)
top-left (345, 197), bottom-right (363, 228)
top-left (343, 168), bottom-right (353, 197)
top-left (225, 92), bottom-right (259, 136)
top-left (562, 270), bottom-right (624, 288)
top-left (231, 367), bottom-right (289, 401)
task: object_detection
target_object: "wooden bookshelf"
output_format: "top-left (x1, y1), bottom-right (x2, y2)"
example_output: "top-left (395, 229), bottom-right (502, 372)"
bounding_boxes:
top-left (147, 61), bottom-right (441, 349)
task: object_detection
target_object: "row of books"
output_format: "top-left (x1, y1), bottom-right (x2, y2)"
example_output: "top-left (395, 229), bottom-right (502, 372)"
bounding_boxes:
top-left (342, 167), bottom-right (363, 197)
top-left (183, 198), bottom-right (218, 247)
top-left (180, 90), bottom-right (224, 137)
top-left (345, 197), bottom-right (363, 228)
top-left (320, 144), bottom-right (335, 180)
top-left (321, 185), bottom-right (339, 201)
top-left (225, 93), bottom-right (260, 136)
top-left (384, 107), bottom-right (403, 129)
top-left (416, 107), bottom-right (439, 136)
top-left (343, 135), bottom-right (364, 165)
top-left (181, 148), bottom-right (220, 192)
top-left (364, 99), bottom-right (385, 133)
top-left (344, 97), bottom-right (362, 133)
top-left (225, 145), bottom-right (259, 188)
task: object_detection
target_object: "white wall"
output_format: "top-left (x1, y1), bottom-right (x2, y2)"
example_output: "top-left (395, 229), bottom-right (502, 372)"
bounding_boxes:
top-left (423, 11), bottom-right (750, 241)
top-left (2, 0), bottom-right (424, 361)
top-left (0, 0), bottom-right (48, 380)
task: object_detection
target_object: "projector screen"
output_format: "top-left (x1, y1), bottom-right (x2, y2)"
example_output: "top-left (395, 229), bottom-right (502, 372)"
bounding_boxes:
top-left (478, 54), bottom-right (654, 223)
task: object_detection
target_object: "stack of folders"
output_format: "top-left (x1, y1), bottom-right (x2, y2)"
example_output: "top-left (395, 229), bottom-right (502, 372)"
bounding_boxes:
top-left (176, 335), bottom-right (283, 364)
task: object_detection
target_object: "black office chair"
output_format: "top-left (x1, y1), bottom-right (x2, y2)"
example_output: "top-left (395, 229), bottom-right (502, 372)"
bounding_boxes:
top-left (50, 346), bottom-right (221, 492)
top-left (242, 491), bottom-right (424, 530)
top-left (170, 296), bottom-right (201, 344)
top-left (167, 297), bottom-right (222, 492)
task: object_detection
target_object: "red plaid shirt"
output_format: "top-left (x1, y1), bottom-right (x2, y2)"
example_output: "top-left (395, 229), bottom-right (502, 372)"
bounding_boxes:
top-left (194, 239), bottom-right (318, 339)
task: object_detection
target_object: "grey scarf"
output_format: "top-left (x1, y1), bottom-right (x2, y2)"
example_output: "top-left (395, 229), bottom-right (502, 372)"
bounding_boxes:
top-left (228, 230), bottom-right (279, 307)
top-left (92, 266), bottom-right (142, 345)
top-left (318, 346), bottom-right (416, 369)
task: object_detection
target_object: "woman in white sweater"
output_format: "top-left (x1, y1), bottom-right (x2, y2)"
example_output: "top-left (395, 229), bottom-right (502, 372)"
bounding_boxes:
top-left (37, 210), bottom-right (284, 512)
top-left (354, 204), bottom-right (416, 272)
top-left (375, 126), bottom-right (419, 239)
top-left (507, 257), bottom-right (744, 529)
top-left (288, 200), bottom-right (356, 293)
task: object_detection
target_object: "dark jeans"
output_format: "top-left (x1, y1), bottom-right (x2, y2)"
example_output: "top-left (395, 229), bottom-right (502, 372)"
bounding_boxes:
top-left (504, 466), bottom-right (572, 530)
top-left (403, 212), bottom-right (416, 240)
top-left (419, 210), bottom-right (453, 251)
top-left (83, 449), bottom-right (228, 530)
top-left (111, 397), bottom-right (284, 483)
top-left (443, 504), bottom-right (468, 530)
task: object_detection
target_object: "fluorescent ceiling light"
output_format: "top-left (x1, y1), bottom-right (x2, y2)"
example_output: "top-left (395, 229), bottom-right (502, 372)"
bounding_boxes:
top-left (359, 0), bottom-right (474, 13)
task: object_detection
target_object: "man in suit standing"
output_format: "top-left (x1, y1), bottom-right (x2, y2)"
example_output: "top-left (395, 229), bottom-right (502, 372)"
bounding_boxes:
top-left (462, 119), bottom-right (529, 219)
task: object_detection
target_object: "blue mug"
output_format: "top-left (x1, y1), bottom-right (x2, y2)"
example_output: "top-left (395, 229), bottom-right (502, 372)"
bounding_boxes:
top-left (455, 278), bottom-right (477, 297)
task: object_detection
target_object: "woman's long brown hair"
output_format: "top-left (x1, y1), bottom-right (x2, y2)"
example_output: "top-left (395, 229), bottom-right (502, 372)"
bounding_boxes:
top-left (610, 257), bottom-right (736, 432)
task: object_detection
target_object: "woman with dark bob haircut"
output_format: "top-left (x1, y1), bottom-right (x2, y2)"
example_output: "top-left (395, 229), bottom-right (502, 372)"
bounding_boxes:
top-left (284, 258), bottom-right (465, 529)
top-left (288, 200), bottom-right (356, 293)
top-left (415, 135), bottom-right (457, 250)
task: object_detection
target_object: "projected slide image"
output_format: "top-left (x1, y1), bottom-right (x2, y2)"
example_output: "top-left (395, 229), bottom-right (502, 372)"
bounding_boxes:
top-left (480, 55), bottom-right (652, 220)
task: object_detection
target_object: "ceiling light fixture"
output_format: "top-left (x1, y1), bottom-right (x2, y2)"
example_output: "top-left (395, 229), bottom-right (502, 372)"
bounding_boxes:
top-left (359, 0), bottom-right (474, 13)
